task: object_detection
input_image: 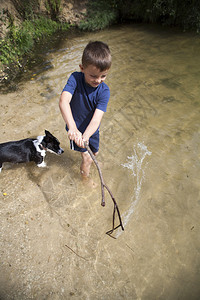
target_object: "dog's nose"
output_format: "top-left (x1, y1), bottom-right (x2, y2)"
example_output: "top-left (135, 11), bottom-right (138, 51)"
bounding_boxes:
top-left (59, 148), bottom-right (64, 154)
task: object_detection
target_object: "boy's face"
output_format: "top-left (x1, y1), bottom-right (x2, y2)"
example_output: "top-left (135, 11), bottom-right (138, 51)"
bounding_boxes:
top-left (79, 64), bottom-right (109, 88)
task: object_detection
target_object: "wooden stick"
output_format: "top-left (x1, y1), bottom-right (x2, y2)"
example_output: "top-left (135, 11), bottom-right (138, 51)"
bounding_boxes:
top-left (85, 144), bottom-right (105, 206)
top-left (84, 142), bottom-right (124, 237)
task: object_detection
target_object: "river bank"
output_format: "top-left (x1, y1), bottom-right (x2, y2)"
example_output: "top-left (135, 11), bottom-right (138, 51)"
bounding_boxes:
top-left (1, 0), bottom-right (200, 85)
top-left (0, 0), bottom-right (88, 83)
top-left (0, 0), bottom-right (87, 39)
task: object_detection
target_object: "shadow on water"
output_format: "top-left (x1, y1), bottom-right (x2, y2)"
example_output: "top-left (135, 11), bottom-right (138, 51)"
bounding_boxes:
top-left (0, 28), bottom-right (84, 94)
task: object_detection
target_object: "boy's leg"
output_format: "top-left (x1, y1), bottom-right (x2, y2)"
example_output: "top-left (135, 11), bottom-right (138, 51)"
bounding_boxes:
top-left (80, 151), bottom-right (98, 177)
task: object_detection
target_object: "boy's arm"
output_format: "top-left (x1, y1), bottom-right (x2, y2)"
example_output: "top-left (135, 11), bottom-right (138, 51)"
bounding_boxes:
top-left (77, 108), bottom-right (104, 148)
top-left (59, 91), bottom-right (82, 141)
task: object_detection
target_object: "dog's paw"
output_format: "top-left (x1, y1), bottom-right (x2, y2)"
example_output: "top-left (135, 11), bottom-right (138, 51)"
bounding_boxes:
top-left (37, 161), bottom-right (47, 168)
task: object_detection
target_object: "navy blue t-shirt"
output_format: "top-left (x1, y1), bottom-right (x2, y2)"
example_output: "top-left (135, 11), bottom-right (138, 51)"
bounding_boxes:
top-left (62, 72), bottom-right (110, 135)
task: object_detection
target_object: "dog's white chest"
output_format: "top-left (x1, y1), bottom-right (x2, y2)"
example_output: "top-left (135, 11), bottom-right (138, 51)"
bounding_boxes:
top-left (33, 136), bottom-right (46, 157)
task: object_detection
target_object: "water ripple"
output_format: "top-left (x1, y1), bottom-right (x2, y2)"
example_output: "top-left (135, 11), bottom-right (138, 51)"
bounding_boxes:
top-left (120, 142), bottom-right (152, 230)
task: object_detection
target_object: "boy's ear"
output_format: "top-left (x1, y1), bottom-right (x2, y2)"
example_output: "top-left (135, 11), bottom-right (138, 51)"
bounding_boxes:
top-left (79, 64), bottom-right (84, 72)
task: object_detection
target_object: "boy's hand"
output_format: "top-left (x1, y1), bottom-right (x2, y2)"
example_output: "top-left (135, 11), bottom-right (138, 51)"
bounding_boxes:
top-left (68, 129), bottom-right (89, 149)
top-left (68, 129), bottom-right (88, 148)
top-left (68, 128), bottom-right (82, 141)
top-left (74, 137), bottom-right (88, 148)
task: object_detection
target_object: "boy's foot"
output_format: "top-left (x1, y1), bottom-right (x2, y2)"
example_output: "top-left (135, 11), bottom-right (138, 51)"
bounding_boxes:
top-left (81, 171), bottom-right (98, 189)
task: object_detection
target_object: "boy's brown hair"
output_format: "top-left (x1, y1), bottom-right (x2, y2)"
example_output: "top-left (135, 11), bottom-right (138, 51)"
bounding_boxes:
top-left (82, 41), bottom-right (112, 71)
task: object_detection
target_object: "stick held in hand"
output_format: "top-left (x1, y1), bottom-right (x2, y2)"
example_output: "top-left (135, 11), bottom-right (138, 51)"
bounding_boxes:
top-left (84, 142), bottom-right (124, 237)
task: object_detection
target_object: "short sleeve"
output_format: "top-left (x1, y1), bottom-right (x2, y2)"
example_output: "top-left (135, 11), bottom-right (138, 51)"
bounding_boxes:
top-left (62, 73), bottom-right (77, 95)
top-left (96, 85), bottom-right (110, 112)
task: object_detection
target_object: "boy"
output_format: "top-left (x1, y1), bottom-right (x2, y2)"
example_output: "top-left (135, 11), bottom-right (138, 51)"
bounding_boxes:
top-left (59, 41), bottom-right (111, 178)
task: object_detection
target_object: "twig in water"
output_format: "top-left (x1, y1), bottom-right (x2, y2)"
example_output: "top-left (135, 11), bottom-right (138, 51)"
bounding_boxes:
top-left (65, 244), bottom-right (88, 261)
top-left (84, 142), bottom-right (124, 238)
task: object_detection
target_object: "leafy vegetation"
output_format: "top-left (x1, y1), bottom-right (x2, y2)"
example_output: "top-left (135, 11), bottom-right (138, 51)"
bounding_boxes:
top-left (45, 0), bottom-right (62, 21)
top-left (10, 0), bottom-right (39, 19)
top-left (1, 0), bottom-right (200, 83)
top-left (0, 15), bottom-right (69, 70)
top-left (79, 0), bottom-right (118, 31)
top-left (0, 0), bottom-right (68, 81)
top-left (130, 0), bottom-right (200, 32)
top-left (79, 0), bottom-right (200, 32)
top-left (9, 0), bottom-right (62, 20)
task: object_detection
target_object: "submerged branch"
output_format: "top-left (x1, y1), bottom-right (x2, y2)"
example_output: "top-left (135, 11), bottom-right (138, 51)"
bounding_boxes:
top-left (65, 244), bottom-right (88, 261)
top-left (84, 142), bottom-right (124, 237)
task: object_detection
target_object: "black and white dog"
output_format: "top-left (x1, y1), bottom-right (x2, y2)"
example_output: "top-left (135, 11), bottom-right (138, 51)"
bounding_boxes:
top-left (0, 130), bottom-right (64, 172)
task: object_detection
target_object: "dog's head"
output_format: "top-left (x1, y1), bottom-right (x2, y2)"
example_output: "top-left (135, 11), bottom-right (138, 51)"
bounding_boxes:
top-left (41, 130), bottom-right (64, 155)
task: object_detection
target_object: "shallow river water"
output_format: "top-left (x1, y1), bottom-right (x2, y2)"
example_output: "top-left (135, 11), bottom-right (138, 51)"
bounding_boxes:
top-left (0, 24), bottom-right (200, 300)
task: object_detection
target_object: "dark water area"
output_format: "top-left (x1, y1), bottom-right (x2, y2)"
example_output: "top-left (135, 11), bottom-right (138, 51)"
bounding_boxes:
top-left (0, 23), bottom-right (200, 299)
top-left (0, 28), bottom-right (84, 93)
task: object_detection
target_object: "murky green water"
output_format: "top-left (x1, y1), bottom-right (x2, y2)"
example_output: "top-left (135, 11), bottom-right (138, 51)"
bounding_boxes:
top-left (0, 24), bottom-right (200, 299)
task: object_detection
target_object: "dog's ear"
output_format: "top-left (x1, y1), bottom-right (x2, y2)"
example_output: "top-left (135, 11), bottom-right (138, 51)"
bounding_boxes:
top-left (45, 130), bottom-right (56, 141)
top-left (45, 130), bottom-right (51, 136)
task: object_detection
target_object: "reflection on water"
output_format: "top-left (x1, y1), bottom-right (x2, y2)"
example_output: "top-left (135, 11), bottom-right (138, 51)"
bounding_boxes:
top-left (1, 24), bottom-right (200, 299)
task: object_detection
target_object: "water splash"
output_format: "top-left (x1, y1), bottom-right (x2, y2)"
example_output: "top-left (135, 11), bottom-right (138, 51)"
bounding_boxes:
top-left (118, 142), bottom-right (151, 235)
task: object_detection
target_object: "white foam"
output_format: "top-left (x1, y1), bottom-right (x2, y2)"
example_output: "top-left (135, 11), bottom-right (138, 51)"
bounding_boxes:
top-left (117, 142), bottom-right (151, 237)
